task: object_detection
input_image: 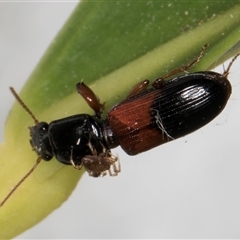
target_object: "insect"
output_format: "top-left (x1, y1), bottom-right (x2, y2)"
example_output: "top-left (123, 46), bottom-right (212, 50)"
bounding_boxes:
top-left (0, 45), bottom-right (239, 207)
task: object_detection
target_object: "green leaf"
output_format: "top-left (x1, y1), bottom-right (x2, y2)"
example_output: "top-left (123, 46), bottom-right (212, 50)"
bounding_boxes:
top-left (0, 1), bottom-right (240, 238)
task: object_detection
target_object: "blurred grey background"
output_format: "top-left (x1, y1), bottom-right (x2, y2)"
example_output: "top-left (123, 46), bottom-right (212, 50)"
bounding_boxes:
top-left (1, 2), bottom-right (240, 239)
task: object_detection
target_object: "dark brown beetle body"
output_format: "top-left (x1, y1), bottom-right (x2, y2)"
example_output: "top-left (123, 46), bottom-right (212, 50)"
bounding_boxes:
top-left (1, 46), bottom-right (238, 207)
top-left (108, 71), bottom-right (231, 155)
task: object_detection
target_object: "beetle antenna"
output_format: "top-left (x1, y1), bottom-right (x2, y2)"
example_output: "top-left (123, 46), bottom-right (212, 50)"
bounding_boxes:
top-left (155, 43), bottom-right (209, 82)
top-left (0, 156), bottom-right (42, 207)
top-left (9, 87), bottom-right (39, 125)
top-left (223, 53), bottom-right (240, 78)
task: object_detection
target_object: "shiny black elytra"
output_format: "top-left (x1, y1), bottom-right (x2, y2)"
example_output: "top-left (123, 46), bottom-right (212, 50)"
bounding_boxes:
top-left (0, 46), bottom-right (239, 207)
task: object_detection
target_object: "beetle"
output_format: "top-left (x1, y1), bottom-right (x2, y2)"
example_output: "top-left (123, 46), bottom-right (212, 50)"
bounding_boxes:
top-left (0, 45), bottom-right (239, 207)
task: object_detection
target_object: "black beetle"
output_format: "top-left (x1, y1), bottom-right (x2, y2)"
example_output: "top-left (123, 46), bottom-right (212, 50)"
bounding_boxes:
top-left (1, 45), bottom-right (239, 207)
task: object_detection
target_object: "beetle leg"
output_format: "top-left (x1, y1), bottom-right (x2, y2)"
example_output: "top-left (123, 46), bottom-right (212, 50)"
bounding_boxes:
top-left (152, 44), bottom-right (208, 88)
top-left (76, 81), bottom-right (104, 117)
top-left (69, 146), bottom-right (83, 170)
top-left (70, 159), bottom-right (83, 170)
top-left (222, 53), bottom-right (240, 77)
top-left (87, 139), bottom-right (99, 157)
top-left (127, 80), bottom-right (150, 98)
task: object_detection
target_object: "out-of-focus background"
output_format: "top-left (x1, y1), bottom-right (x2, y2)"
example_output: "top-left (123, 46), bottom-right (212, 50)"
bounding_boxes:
top-left (1, 3), bottom-right (240, 239)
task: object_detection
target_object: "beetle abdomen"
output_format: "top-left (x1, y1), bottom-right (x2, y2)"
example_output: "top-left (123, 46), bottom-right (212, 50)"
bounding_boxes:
top-left (108, 71), bottom-right (231, 155)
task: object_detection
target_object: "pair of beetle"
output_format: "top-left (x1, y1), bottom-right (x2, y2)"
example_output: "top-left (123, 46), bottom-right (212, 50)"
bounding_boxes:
top-left (0, 45), bottom-right (239, 207)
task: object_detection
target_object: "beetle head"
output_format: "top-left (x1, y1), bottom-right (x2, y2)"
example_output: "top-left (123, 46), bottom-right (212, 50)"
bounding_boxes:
top-left (29, 122), bottom-right (53, 160)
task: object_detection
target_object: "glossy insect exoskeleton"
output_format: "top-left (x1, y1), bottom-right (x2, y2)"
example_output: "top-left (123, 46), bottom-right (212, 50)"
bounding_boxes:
top-left (0, 45), bottom-right (239, 207)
